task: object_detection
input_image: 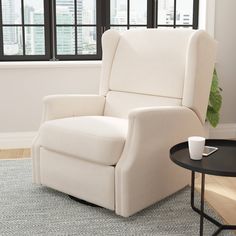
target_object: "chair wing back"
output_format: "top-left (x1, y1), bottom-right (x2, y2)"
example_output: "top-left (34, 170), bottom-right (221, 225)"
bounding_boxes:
top-left (100, 29), bottom-right (216, 123)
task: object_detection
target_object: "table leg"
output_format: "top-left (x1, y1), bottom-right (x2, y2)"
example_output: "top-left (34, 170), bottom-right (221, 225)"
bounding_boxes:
top-left (190, 172), bottom-right (236, 235)
top-left (200, 173), bottom-right (205, 236)
top-left (191, 171), bottom-right (195, 209)
top-left (191, 171), bottom-right (221, 228)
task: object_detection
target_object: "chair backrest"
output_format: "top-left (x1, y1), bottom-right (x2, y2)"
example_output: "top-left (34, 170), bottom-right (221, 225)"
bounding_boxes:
top-left (100, 29), bottom-right (216, 123)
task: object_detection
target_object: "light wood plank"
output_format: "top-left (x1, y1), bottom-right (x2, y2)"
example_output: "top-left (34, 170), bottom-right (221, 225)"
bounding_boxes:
top-left (196, 175), bottom-right (236, 226)
top-left (0, 148), bottom-right (31, 159)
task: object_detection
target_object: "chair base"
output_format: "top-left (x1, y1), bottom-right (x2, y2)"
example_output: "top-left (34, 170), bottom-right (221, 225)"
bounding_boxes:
top-left (68, 195), bottom-right (101, 208)
top-left (39, 148), bottom-right (115, 210)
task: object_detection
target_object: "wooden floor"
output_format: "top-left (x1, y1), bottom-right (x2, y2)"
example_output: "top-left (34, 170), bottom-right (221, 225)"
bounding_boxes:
top-left (0, 148), bottom-right (30, 159)
top-left (1, 149), bottom-right (236, 229)
top-left (195, 175), bottom-right (236, 226)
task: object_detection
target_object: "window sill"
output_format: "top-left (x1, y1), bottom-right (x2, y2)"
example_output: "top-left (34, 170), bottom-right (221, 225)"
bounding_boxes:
top-left (0, 61), bottom-right (102, 69)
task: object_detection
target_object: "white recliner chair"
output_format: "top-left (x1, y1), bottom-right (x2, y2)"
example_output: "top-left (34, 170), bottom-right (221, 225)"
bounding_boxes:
top-left (32, 29), bottom-right (216, 217)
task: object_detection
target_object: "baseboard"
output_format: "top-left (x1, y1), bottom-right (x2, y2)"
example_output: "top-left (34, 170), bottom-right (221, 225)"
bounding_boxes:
top-left (209, 123), bottom-right (236, 139)
top-left (0, 132), bottom-right (37, 149)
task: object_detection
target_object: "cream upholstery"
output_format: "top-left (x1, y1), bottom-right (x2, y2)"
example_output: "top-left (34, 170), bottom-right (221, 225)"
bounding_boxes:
top-left (41, 94), bottom-right (105, 121)
top-left (40, 148), bottom-right (115, 210)
top-left (104, 91), bottom-right (182, 118)
top-left (40, 116), bottom-right (128, 165)
top-left (32, 29), bottom-right (217, 217)
top-left (109, 29), bottom-right (191, 98)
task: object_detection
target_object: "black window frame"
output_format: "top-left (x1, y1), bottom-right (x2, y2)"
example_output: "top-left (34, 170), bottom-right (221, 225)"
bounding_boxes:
top-left (53, 0), bottom-right (102, 61)
top-left (0, 0), bottom-right (199, 62)
top-left (0, 0), bottom-right (51, 61)
top-left (154, 0), bottom-right (199, 29)
top-left (105, 0), bottom-right (155, 30)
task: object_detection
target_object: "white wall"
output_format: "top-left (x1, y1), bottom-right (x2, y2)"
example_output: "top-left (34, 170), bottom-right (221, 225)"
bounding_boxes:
top-left (215, 0), bottom-right (236, 123)
top-left (0, 62), bottom-right (101, 133)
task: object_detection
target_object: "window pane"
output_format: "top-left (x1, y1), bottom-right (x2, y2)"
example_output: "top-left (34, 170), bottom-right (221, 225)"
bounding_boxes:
top-left (110, 0), bottom-right (127, 25)
top-left (25, 27), bottom-right (45, 55)
top-left (3, 26), bottom-right (23, 55)
top-left (77, 27), bottom-right (96, 55)
top-left (56, 26), bottom-right (75, 55)
top-left (2, 0), bottom-right (21, 24)
top-left (56, 0), bottom-right (75, 25)
top-left (24, 0), bottom-right (44, 24)
top-left (158, 0), bottom-right (174, 25)
top-left (77, 0), bottom-right (96, 24)
top-left (176, 0), bottom-right (193, 25)
top-left (130, 0), bottom-right (147, 25)
top-left (110, 26), bottom-right (127, 32)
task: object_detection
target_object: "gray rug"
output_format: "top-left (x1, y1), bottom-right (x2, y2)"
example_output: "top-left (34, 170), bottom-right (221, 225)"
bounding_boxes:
top-left (0, 159), bottom-right (234, 236)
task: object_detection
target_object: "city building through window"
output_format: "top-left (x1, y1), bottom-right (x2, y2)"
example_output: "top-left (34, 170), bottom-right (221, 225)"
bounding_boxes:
top-left (0, 0), bottom-right (199, 61)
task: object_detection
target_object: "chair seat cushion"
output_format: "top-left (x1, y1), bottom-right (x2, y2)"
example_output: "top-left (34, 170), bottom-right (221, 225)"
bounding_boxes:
top-left (40, 116), bottom-right (128, 166)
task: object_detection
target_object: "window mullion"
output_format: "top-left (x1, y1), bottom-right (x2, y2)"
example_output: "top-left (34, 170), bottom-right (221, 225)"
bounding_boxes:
top-left (101, 0), bottom-right (107, 31)
top-left (147, 0), bottom-right (155, 28)
top-left (155, 0), bottom-right (158, 27)
top-left (21, 0), bottom-right (26, 55)
top-left (74, 0), bottom-right (78, 56)
top-left (173, 0), bottom-right (177, 28)
top-left (97, 0), bottom-right (103, 58)
top-left (51, 0), bottom-right (57, 60)
top-left (193, 0), bottom-right (199, 29)
top-left (105, 0), bottom-right (110, 30)
top-left (0, 0), bottom-right (3, 57)
top-left (127, 0), bottom-right (130, 29)
top-left (43, 0), bottom-right (52, 60)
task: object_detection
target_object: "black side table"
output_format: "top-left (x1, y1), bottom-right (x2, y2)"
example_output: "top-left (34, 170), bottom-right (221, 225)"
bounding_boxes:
top-left (170, 139), bottom-right (236, 236)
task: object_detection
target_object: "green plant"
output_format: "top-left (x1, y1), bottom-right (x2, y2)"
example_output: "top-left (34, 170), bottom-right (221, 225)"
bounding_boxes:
top-left (206, 69), bottom-right (222, 127)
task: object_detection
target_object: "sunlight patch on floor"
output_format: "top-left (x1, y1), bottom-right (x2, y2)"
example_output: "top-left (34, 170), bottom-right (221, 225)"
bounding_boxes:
top-left (195, 175), bottom-right (236, 226)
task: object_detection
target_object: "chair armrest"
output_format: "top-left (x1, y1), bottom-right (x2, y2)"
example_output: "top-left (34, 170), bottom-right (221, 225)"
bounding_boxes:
top-left (115, 106), bottom-right (205, 216)
top-left (41, 94), bottom-right (105, 122)
top-left (119, 106), bottom-right (204, 168)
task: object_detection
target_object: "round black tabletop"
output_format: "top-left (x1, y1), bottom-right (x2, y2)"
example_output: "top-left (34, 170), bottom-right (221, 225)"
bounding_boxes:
top-left (170, 139), bottom-right (236, 177)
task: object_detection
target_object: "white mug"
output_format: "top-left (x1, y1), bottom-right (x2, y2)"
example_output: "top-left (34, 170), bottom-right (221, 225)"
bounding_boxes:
top-left (188, 136), bottom-right (205, 160)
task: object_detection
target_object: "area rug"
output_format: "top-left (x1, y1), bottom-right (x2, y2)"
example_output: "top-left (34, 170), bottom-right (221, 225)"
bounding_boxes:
top-left (0, 159), bottom-right (234, 236)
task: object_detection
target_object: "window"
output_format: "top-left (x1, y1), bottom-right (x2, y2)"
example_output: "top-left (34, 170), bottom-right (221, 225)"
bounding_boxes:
top-left (0, 0), bottom-right (199, 61)
top-left (54, 0), bottom-right (102, 60)
top-left (0, 0), bottom-right (51, 61)
top-left (108, 0), bottom-right (154, 31)
top-left (156, 0), bottom-right (199, 28)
